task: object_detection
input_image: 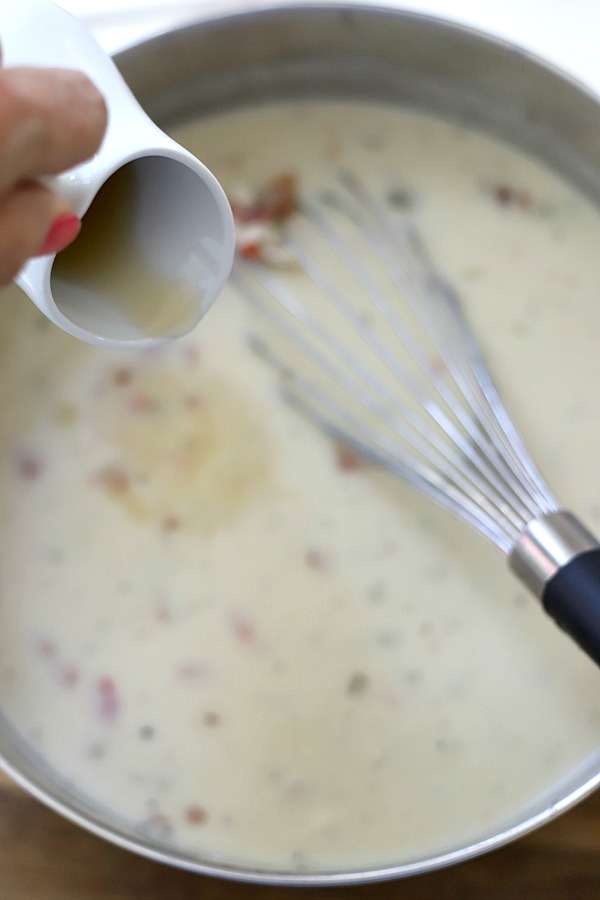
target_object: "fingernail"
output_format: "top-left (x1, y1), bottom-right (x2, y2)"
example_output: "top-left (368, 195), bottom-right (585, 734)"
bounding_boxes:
top-left (37, 213), bottom-right (81, 256)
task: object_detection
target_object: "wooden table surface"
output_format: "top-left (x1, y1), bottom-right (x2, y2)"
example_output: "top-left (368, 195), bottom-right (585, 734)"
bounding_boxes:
top-left (0, 770), bottom-right (599, 900)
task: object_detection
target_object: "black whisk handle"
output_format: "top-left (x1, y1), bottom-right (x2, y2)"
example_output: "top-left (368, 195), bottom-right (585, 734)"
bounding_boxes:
top-left (543, 549), bottom-right (600, 667)
top-left (509, 510), bottom-right (600, 667)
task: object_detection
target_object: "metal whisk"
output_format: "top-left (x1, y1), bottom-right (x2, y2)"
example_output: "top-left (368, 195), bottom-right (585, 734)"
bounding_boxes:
top-left (231, 170), bottom-right (600, 668)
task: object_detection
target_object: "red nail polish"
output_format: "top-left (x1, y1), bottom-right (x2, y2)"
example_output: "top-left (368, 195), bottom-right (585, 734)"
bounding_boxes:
top-left (37, 213), bottom-right (81, 256)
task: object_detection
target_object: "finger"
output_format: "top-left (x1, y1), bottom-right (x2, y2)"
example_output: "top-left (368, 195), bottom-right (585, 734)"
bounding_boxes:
top-left (0, 67), bottom-right (107, 195)
top-left (0, 180), bottom-right (78, 285)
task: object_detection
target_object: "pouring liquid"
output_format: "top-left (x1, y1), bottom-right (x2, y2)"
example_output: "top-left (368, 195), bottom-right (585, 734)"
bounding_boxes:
top-left (51, 163), bottom-right (201, 341)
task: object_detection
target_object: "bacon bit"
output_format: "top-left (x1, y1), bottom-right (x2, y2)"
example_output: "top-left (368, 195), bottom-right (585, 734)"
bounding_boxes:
top-left (305, 548), bottom-right (329, 571)
top-left (35, 639), bottom-right (79, 688)
top-left (93, 465), bottom-right (130, 496)
top-left (235, 220), bottom-right (296, 267)
top-left (231, 175), bottom-right (297, 224)
top-left (112, 367), bottom-right (132, 387)
top-left (94, 676), bottom-right (120, 723)
top-left (231, 612), bottom-right (257, 646)
top-left (492, 184), bottom-right (533, 210)
top-left (60, 665), bottom-right (79, 688)
top-left (231, 175), bottom-right (299, 266)
top-left (128, 392), bottom-right (154, 413)
top-left (16, 452), bottom-right (42, 480)
top-left (258, 174), bottom-right (297, 222)
top-left (161, 515), bottom-right (182, 533)
top-left (239, 239), bottom-right (262, 260)
top-left (177, 661), bottom-right (208, 680)
top-left (183, 393), bottom-right (203, 411)
top-left (36, 638), bottom-right (56, 659)
top-left (182, 344), bottom-right (201, 367)
top-left (494, 184), bottom-right (512, 205)
top-left (203, 711), bottom-right (221, 727)
top-left (184, 804), bottom-right (208, 826)
top-left (334, 443), bottom-right (366, 472)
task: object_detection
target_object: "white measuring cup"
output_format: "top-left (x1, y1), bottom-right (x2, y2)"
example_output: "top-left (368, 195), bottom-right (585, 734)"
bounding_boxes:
top-left (1, 0), bottom-right (235, 348)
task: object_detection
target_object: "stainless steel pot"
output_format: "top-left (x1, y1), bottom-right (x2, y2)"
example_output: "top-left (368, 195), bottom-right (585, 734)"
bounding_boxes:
top-left (2, 2), bottom-right (600, 885)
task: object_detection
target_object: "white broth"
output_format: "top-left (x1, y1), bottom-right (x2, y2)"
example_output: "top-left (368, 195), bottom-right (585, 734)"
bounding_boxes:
top-left (1, 102), bottom-right (600, 873)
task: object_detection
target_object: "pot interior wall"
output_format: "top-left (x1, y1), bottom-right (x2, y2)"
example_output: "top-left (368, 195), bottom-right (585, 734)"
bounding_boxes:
top-left (115, 4), bottom-right (600, 205)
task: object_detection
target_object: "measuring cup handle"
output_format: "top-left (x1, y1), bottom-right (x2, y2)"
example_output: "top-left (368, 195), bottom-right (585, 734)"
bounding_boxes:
top-left (1, 0), bottom-right (123, 84)
top-left (2, 0), bottom-right (234, 349)
top-left (0, 0), bottom-right (164, 211)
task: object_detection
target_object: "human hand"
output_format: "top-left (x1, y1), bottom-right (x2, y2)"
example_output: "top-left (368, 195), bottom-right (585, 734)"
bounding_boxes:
top-left (0, 58), bottom-right (107, 285)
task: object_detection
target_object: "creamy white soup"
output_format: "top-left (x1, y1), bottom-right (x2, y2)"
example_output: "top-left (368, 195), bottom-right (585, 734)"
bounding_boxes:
top-left (1, 102), bottom-right (600, 875)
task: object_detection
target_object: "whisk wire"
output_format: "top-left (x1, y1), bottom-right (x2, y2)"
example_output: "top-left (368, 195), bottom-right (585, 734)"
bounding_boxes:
top-left (231, 171), bottom-right (560, 552)
top-left (296, 196), bottom-right (542, 530)
top-left (328, 171), bottom-right (558, 520)
top-left (245, 322), bottom-right (520, 549)
top-left (402, 228), bottom-right (558, 515)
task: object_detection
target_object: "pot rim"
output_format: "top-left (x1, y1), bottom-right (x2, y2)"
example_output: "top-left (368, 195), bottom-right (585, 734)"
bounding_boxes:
top-left (3, 1), bottom-right (600, 886)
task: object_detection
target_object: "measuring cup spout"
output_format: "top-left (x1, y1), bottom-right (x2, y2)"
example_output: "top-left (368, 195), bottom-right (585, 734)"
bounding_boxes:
top-left (1, 0), bottom-right (234, 348)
